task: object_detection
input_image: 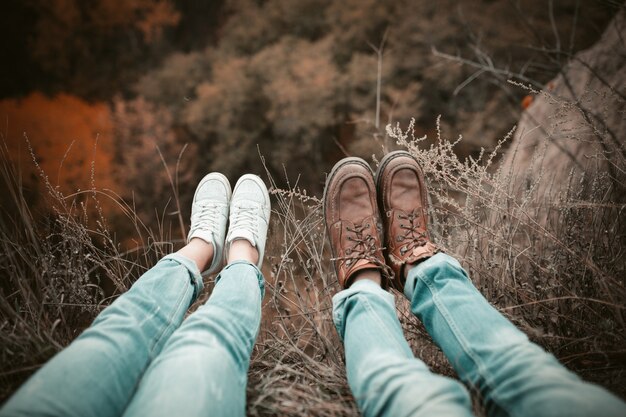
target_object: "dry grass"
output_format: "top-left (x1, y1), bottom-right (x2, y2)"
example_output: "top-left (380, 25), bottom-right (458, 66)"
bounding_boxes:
top-left (1, 104), bottom-right (625, 415)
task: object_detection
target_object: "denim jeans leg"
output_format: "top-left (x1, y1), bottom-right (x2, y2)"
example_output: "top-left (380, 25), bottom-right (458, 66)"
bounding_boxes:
top-left (123, 261), bottom-right (264, 417)
top-left (0, 254), bottom-right (203, 417)
top-left (333, 279), bottom-right (473, 417)
top-left (405, 253), bottom-right (626, 417)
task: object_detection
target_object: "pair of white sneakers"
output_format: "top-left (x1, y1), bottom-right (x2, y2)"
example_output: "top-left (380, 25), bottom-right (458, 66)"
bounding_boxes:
top-left (187, 173), bottom-right (271, 274)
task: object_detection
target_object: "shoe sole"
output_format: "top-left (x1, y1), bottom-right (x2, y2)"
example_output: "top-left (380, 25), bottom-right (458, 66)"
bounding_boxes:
top-left (374, 150), bottom-right (428, 213)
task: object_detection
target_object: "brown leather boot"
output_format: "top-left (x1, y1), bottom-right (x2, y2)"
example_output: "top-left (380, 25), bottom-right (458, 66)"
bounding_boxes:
top-left (324, 157), bottom-right (389, 289)
top-left (376, 151), bottom-right (438, 291)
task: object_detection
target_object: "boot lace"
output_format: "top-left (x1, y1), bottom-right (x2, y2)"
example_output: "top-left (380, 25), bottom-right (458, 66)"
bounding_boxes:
top-left (332, 221), bottom-right (392, 276)
top-left (396, 209), bottom-right (428, 255)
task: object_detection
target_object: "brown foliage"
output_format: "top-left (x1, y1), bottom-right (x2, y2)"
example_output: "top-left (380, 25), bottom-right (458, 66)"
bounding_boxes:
top-left (0, 92), bottom-right (117, 213)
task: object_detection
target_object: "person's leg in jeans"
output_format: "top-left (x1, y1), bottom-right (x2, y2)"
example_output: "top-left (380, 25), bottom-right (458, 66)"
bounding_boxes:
top-left (376, 150), bottom-right (626, 417)
top-left (324, 157), bottom-right (473, 417)
top-left (1, 173), bottom-right (231, 417)
top-left (333, 272), bottom-right (473, 417)
top-left (404, 253), bottom-right (626, 417)
top-left (123, 174), bottom-right (271, 417)
top-left (0, 248), bottom-right (205, 417)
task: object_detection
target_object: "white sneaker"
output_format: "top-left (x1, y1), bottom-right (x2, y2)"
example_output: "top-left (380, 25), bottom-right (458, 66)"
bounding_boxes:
top-left (226, 174), bottom-right (271, 268)
top-left (187, 173), bottom-right (231, 275)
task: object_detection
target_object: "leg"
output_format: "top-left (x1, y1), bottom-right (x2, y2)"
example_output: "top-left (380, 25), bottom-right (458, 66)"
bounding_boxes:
top-left (1, 172), bottom-right (231, 417)
top-left (123, 261), bottom-right (263, 417)
top-left (405, 253), bottom-right (626, 417)
top-left (324, 157), bottom-right (473, 417)
top-left (0, 252), bottom-right (204, 417)
top-left (124, 175), bottom-right (271, 417)
top-left (334, 272), bottom-right (474, 417)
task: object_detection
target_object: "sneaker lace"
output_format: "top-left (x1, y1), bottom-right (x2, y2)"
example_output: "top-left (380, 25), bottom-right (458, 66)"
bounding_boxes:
top-left (230, 204), bottom-right (259, 241)
top-left (190, 202), bottom-right (222, 236)
top-left (396, 209), bottom-right (428, 255)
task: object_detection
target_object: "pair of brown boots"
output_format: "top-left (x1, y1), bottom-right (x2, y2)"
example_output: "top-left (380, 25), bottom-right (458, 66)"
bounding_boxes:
top-left (324, 151), bottom-right (438, 291)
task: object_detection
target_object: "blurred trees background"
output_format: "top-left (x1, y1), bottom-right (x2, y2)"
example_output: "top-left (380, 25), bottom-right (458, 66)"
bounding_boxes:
top-left (0, 0), bottom-right (622, 235)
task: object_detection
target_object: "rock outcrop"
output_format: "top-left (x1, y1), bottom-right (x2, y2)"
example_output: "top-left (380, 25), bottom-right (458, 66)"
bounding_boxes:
top-left (502, 8), bottom-right (625, 201)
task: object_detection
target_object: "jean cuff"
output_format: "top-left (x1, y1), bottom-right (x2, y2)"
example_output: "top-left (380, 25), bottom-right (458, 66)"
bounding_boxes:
top-left (404, 252), bottom-right (462, 299)
top-left (160, 253), bottom-right (205, 302)
top-left (216, 260), bottom-right (265, 298)
top-left (332, 280), bottom-right (396, 340)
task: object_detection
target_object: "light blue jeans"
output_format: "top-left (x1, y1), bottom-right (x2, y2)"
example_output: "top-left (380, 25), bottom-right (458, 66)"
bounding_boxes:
top-left (333, 253), bottom-right (626, 417)
top-left (1, 255), bottom-right (264, 417)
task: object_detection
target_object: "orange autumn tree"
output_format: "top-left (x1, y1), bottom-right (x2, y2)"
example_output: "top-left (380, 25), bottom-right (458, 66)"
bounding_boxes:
top-left (0, 92), bottom-right (118, 214)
